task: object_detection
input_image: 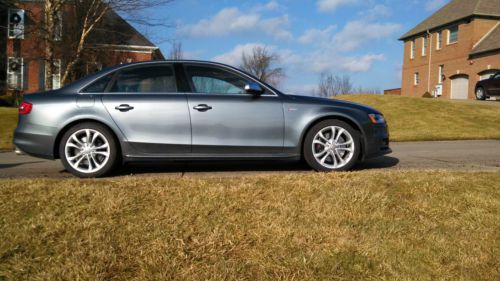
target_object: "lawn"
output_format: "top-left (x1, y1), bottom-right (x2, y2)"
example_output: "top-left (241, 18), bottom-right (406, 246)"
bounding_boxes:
top-left (337, 95), bottom-right (500, 141)
top-left (0, 171), bottom-right (499, 280)
top-left (0, 107), bottom-right (17, 151)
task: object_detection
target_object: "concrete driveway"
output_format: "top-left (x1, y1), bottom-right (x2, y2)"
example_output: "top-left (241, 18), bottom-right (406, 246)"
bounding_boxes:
top-left (1, 140), bottom-right (499, 178)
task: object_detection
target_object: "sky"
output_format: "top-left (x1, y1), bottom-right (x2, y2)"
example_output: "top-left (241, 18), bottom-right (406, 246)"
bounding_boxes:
top-left (139, 0), bottom-right (449, 95)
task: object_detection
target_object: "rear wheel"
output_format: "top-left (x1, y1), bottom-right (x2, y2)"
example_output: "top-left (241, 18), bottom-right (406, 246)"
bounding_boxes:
top-left (59, 122), bottom-right (118, 178)
top-left (303, 120), bottom-right (360, 172)
top-left (475, 87), bottom-right (486, 100)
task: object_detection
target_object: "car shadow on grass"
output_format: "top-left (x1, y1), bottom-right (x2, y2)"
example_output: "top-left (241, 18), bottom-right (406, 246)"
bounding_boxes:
top-left (110, 156), bottom-right (400, 177)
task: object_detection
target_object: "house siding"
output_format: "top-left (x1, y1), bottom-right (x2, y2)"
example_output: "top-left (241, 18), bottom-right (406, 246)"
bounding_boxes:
top-left (4, 2), bottom-right (159, 95)
top-left (401, 18), bottom-right (500, 99)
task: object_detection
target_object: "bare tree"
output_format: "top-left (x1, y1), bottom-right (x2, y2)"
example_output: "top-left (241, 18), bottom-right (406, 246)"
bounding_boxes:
top-left (240, 46), bottom-right (284, 87)
top-left (168, 41), bottom-right (184, 60)
top-left (318, 73), bottom-right (353, 97)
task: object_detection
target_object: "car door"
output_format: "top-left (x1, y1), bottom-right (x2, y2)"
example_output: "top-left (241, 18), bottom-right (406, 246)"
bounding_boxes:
top-left (491, 73), bottom-right (500, 95)
top-left (182, 63), bottom-right (284, 155)
top-left (100, 64), bottom-right (191, 155)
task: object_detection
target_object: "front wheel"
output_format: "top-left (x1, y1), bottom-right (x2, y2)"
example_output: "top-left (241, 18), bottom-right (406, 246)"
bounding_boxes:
top-left (303, 120), bottom-right (360, 172)
top-left (59, 122), bottom-right (118, 178)
top-left (475, 87), bottom-right (486, 100)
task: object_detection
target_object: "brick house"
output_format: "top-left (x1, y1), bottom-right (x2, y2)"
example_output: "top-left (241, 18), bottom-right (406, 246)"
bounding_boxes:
top-left (1, 0), bottom-right (164, 96)
top-left (400, 0), bottom-right (500, 99)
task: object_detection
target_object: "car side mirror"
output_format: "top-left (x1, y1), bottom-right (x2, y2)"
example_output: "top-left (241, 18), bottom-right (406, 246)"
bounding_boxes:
top-left (245, 82), bottom-right (264, 95)
top-left (490, 75), bottom-right (495, 79)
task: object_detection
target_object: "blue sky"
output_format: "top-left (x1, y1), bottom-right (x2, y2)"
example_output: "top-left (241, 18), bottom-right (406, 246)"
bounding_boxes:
top-left (141, 0), bottom-right (449, 94)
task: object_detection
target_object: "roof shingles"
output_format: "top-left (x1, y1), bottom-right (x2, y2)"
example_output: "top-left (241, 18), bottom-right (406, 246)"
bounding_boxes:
top-left (471, 23), bottom-right (500, 55)
top-left (400, 0), bottom-right (500, 40)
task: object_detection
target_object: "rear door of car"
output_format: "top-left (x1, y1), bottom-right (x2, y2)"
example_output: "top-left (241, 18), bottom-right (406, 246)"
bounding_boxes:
top-left (181, 63), bottom-right (284, 155)
top-left (100, 63), bottom-right (191, 155)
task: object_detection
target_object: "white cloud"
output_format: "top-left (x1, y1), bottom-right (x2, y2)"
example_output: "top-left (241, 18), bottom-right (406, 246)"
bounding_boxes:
top-left (212, 43), bottom-right (272, 66)
top-left (179, 7), bottom-right (292, 40)
top-left (333, 20), bottom-right (402, 52)
top-left (255, 0), bottom-right (280, 11)
top-left (298, 25), bottom-right (337, 44)
top-left (317, 0), bottom-right (359, 13)
top-left (425, 0), bottom-right (447, 12)
top-left (340, 54), bottom-right (385, 72)
top-left (359, 4), bottom-right (392, 20)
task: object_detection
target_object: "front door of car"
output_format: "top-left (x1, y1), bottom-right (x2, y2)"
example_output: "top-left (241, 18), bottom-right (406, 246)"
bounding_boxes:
top-left (491, 73), bottom-right (500, 95)
top-left (182, 64), bottom-right (284, 155)
top-left (101, 64), bottom-right (191, 155)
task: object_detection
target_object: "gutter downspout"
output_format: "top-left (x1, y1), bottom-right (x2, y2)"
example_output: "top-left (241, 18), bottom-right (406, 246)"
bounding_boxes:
top-left (427, 30), bottom-right (433, 93)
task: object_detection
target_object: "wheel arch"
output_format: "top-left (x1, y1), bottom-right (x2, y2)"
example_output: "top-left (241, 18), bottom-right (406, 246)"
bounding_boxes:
top-left (300, 114), bottom-right (366, 160)
top-left (53, 119), bottom-right (122, 159)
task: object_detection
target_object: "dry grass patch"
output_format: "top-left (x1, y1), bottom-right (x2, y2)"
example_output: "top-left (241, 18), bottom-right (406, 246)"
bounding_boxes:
top-left (0, 107), bottom-right (17, 151)
top-left (1, 171), bottom-right (499, 280)
top-left (337, 95), bottom-right (500, 141)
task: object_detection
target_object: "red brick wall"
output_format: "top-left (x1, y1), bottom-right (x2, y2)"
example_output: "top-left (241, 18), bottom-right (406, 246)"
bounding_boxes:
top-left (384, 88), bottom-right (402, 96)
top-left (6, 2), bottom-right (156, 94)
top-left (401, 18), bottom-right (500, 99)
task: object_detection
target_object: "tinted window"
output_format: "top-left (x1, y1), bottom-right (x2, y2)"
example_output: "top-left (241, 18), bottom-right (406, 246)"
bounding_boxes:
top-left (494, 73), bottom-right (500, 79)
top-left (110, 65), bottom-right (177, 93)
top-left (82, 73), bottom-right (114, 93)
top-left (185, 65), bottom-right (248, 94)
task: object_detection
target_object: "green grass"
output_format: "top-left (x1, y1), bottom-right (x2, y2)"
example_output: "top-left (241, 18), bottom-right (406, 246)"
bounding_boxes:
top-left (337, 95), bottom-right (500, 141)
top-left (0, 108), bottom-right (17, 151)
top-left (0, 171), bottom-right (499, 280)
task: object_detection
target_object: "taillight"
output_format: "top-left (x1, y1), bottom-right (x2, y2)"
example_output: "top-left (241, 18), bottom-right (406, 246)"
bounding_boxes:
top-left (19, 102), bottom-right (33, 115)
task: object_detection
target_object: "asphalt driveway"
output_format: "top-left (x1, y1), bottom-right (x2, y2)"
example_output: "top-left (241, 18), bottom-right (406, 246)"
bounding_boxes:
top-left (1, 140), bottom-right (499, 178)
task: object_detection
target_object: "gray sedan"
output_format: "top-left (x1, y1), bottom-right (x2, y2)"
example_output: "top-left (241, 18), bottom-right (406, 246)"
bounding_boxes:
top-left (14, 60), bottom-right (390, 178)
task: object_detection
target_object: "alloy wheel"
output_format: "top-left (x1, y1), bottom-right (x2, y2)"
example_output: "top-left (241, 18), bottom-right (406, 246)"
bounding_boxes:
top-left (64, 129), bottom-right (110, 174)
top-left (312, 126), bottom-right (355, 169)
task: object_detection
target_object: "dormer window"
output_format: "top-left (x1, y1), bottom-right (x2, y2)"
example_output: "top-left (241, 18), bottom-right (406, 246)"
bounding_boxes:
top-left (448, 26), bottom-right (458, 44)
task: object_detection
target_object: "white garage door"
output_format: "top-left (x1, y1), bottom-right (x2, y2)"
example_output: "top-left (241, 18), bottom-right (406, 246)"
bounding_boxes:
top-left (451, 77), bottom-right (469, 100)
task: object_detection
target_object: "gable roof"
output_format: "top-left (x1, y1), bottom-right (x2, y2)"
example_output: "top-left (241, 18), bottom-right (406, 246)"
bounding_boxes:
top-left (400, 0), bottom-right (500, 40)
top-left (470, 23), bottom-right (500, 56)
top-left (89, 9), bottom-right (157, 49)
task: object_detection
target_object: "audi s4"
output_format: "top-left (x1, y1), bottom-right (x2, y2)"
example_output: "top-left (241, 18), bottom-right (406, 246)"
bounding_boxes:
top-left (14, 60), bottom-right (391, 178)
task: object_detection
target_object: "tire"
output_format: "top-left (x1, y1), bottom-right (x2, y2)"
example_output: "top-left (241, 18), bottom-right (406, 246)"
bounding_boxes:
top-left (59, 122), bottom-right (118, 178)
top-left (475, 87), bottom-right (486, 100)
top-left (303, 120), bottom-right (360, 172)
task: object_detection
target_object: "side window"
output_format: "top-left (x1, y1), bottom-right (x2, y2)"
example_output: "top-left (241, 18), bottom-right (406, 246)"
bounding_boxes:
top-left (110, 65), bottom-right (177, 93)
top-left (185, 65), bottom-right (249, 94)
top-left (494, 73), bottom-right (500, 79)
top-left (81, 73), bottom-right (114, 93)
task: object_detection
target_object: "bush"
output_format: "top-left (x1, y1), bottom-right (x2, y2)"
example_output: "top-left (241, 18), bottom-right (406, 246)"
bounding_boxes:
top-left (422, 92), bottom-right (433, 98)
top-left (0, 94), bottom-right (22, 107)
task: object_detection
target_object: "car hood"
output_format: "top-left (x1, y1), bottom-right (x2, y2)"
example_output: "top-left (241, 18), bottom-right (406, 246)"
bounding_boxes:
top-left (285, 94), bottom-right (382, 114)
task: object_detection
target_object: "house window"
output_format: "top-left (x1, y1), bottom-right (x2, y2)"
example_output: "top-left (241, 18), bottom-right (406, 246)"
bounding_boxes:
top-left (8, 9), bottom-right (25, 39)
top-left (448, 26), bottom-right (458, 44)
top-left (414, 72), bottom-right (420, 86)
top-left (422, 36), bottom-right (427, 56)
top-left (54, 10), bottom-right (63, 41)
top-left (46, 60), bottom-right (62, 90)
top-left (7, 57), bottom-right (24, 90)
top-left (438, 65), bottom-right (444, 84)
top-left (436, 31), bottom-right (442, 49)
top-left (52, 60), bottom-right (62, 89)
top-left (410, 40), bottom-right (415, 59)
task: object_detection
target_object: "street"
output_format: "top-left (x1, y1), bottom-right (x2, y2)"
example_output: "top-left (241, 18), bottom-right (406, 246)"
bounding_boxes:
top-left (1, 140), bottom-right (499, 178)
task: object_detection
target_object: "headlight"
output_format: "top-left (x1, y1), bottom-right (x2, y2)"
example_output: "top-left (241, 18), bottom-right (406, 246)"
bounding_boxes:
top-left (368, 114), bottom-right (386, 125)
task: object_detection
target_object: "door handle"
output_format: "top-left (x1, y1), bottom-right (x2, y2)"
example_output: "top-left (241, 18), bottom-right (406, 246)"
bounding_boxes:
top-left (193, 104), bottom-right (213, 112)
top-left (115, 104), bottom-right (134, 112)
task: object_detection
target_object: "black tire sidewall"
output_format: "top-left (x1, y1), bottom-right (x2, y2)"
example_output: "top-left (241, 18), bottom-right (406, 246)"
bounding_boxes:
top-left (59, 122), bottom-right (118, 178)
top-left (303, 120), bottom-right (361, 172)
top-left (476, 87), bottom-right (486, 100)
